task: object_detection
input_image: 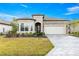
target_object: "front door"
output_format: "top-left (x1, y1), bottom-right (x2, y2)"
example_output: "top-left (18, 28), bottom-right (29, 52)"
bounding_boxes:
top-left (35, 22), bottom-right (41, 33)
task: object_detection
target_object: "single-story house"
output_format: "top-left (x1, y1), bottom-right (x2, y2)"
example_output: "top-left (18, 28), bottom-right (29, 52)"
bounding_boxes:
top-left (0, 14), bottom-right (70, 34)
top-left (0, 20), bottom-right (12, 34)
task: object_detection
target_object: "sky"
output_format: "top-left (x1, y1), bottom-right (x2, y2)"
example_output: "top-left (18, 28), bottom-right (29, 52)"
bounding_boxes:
top-left (0, 3), bottom-right (79, 21)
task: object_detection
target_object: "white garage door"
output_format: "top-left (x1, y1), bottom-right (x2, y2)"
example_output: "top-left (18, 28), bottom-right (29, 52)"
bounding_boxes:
top-left (44, 27), bottom-right (66, 34)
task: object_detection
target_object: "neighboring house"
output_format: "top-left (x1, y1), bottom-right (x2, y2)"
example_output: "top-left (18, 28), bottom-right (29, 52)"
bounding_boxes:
top-left (15, 14), bottom-right (70, 34)
top-left (69, 21), bottom-right (79, 33)
top-left (0, 14), bottom-right (70, 34)
top-left (0, 20), bottom-right (12, 34)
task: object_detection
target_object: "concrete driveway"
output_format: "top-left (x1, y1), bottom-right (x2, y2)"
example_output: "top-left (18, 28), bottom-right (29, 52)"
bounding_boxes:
top-left (46, 34), bottom-right (79, 56)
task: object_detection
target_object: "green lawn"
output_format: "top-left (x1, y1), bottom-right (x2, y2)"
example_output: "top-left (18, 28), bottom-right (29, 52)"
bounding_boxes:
top-left (0, 36), bottom-right (54, 56)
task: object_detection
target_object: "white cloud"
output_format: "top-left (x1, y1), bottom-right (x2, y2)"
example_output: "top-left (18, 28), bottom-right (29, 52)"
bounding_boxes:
top-left (0, 12), bottom-right (32, 21)
top-left (20, 4), bottom-right (28, 8)
top-left (0, 13), bottom-right (18, 18)
top-left (65, 6), bottom-right (79, 15)
top-left (68, 6), bottom-right (79, 11)
top-left (0, 13), bottom-right (19, 21)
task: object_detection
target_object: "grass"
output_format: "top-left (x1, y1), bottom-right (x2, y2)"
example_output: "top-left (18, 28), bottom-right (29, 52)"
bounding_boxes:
top-left (0, 36), bottom-right (54, 56)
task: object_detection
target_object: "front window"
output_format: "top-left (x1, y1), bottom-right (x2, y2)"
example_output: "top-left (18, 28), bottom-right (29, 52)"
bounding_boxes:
top-left (25, 26), bottom-right (28, 31)
top-left (21, 23), bottom-right (24, 31)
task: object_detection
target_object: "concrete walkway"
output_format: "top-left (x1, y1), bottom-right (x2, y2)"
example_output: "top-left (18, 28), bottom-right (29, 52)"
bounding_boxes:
top-left (46, 35), bottom-right (79, 56)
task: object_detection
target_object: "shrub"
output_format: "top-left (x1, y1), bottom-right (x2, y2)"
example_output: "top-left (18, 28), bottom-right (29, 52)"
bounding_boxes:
top-left (6, 31), bottom-right (18, 37)
top-left (70, 32), bottom-right (79, 37)
top-left (21, 33), bottom-right (26, 37)
top-left (6, 23), bottom-right (18, 37)
top-left (0, 33), bottom-right (4, 36)
top-left (16, 33), bottom-right (20, 37)
top-left (25, 32), bottom-right (33, 37)
top-left (28, 32), bottom-right (33, 36)
top-left (33, 32), bottom-right (45, 36)
top-left (6, 31), bottom-right (12, 37)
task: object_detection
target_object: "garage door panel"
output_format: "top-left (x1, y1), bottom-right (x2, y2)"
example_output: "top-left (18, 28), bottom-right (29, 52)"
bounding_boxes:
top-left (44, 27), bottom-right (66, 34)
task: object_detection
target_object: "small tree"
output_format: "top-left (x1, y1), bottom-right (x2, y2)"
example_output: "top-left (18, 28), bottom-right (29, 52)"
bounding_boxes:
top-left (9, 17), bottom-right (18, 37)
top-left (12, 23), bottom-right (17, 33)
top-left (10, 22), bottom-right (18, 37)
